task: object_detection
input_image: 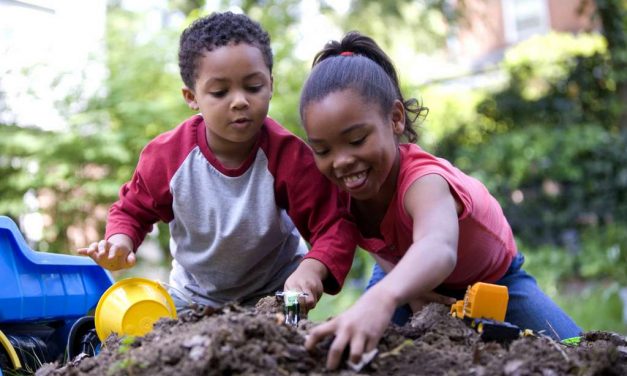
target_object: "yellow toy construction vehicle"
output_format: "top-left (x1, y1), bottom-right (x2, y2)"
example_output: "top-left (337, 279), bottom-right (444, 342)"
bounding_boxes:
top-left (450, 282), bottom-right (528, 342)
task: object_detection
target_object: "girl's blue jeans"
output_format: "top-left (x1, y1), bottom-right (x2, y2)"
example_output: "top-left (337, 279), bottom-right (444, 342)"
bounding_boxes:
top-left (366, 252), bottom-right (582, 340)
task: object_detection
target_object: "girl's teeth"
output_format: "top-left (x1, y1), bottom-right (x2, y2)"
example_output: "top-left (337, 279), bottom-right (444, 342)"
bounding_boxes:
top-left (343, 171), bottom-right (367, 189)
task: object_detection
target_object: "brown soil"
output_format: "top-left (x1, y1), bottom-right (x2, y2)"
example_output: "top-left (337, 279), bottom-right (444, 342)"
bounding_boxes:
top-left (36, 298), bottom-right (627, 376)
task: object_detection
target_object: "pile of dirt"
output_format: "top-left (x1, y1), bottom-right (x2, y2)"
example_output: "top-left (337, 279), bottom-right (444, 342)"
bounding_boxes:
top-left (36, 298), bottom-right (627, 375)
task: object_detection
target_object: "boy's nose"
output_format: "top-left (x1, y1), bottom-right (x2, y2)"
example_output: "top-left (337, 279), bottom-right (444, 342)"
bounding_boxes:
top-left (231, 91), bottom-right (249, 110)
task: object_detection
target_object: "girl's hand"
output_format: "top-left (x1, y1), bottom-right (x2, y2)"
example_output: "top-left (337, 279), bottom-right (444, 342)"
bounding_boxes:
top-left (77, 234), bottom-right (136, 271)
top-left (284, 258), bottom-right (327, 310)
top-left (409, 291), bottom-right (457, 312)
top-left (305, 289), bottom-right (395, 370)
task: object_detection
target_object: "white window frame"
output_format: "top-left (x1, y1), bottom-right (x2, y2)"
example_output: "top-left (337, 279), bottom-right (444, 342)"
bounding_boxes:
top-left (502, 0), bottom-right (549, 44)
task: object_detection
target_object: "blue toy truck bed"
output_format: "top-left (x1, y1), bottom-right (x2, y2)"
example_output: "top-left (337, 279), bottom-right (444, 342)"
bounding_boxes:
top-left (0, 216), bottom-right (113, 323)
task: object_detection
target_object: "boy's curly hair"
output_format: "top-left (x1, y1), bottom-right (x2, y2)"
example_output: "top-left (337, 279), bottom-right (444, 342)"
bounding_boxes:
top-left (178, 12), bottom-right (273, 90)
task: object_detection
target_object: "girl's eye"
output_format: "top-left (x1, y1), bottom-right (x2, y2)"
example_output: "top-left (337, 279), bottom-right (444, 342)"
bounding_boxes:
top-left (210, 90), bottom-right (227, 98)
top-left (350, 137), bottom-right (366, 146)
top-left (312, 148), bottom-right (329, 156)
top-left (247, 85), bottom-right (263, 93)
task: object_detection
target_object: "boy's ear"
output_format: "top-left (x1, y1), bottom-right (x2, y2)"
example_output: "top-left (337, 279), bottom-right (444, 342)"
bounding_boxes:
top-left (269, 75), bottom-right (274, 99)
top-left (182, 86), bottom-right (199, 111)
top-left (391, 100), bottom-right (405, 135)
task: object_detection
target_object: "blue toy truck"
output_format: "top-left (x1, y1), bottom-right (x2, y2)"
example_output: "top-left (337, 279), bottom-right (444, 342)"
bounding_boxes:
top-left (0, 216), bottom-right (113, 373)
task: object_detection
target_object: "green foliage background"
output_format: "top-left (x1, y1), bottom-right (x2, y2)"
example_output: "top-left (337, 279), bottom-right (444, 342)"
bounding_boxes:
top-left (1, 0), bottom-right (625, 334)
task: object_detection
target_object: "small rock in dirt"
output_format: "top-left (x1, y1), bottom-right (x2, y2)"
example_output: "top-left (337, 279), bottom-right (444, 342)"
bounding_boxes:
top-left (183, 334), bottom-right (211, 348)
top-left (255, 295), bottom-right (282, 314)
top-left (504, 359), bottom-right (525, 375)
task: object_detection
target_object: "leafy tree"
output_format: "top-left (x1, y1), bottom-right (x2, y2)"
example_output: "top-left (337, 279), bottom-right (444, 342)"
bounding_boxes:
top-left (0, 125), bottom-right (51, 218)
top-left (24, 5), bottom-right (193, 252)
top-left (2, 1), bottom-right (311, 253)
top-left (433, 1), bottom-right (627, 252)
top-left (582, 0), bottom-right (627, 129)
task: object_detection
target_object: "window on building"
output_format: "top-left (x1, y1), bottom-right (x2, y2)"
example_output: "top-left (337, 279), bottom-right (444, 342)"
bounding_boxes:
top-left (502, 0), bottom-right (549, 44)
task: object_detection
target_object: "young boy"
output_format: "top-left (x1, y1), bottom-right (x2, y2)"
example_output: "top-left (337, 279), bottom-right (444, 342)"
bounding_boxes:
top-left (78, 12), bottom-right (357, 311)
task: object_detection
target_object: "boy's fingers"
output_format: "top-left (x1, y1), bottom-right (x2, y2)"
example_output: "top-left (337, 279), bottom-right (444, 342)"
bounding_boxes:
top-left (303, 294), bottom-right (316, 310)
top-left (298, 287), bottom-right (317, 310)
top-left (108, 245), bottom-right (118, 260)
top-left (108, 244), bottom-right (129, 261)
top-left (77, 242), bottom-right (98, 256)
top-left (126, 251), bottom-right (137, 267)
top-left (97, 240), bottom-right (108, 258)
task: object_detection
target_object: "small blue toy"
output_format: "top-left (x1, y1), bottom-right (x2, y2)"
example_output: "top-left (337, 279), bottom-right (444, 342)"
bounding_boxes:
top-left (0, 216), bottom-right (113, 372)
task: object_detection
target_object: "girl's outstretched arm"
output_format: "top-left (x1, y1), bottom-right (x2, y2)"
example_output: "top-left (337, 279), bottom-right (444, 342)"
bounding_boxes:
top-left (305, 174), bottom-right (459, 370)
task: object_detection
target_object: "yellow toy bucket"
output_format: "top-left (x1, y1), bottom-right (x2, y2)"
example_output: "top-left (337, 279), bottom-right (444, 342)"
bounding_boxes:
top-left (95, 277), bottom-right (177, 341)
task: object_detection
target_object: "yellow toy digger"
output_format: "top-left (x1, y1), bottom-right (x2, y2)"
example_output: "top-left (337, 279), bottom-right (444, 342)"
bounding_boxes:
top-left (450, 282), bottom-right (531, 342)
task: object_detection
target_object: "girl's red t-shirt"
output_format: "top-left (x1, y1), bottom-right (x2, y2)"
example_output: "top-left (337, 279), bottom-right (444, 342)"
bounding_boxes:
top-left (358, 144), bottom-right (517, 289)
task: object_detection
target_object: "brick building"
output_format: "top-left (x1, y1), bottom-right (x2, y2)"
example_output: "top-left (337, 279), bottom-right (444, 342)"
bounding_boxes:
top-left (448, 0), bottom-right (596, 69)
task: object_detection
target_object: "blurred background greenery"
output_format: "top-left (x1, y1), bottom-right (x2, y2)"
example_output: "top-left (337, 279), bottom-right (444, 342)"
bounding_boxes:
top-left (1, 0), bottom-right (625, 334)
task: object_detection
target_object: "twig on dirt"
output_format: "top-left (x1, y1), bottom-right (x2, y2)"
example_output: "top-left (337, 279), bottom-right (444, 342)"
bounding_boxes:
top-left (545, 321), bottom-right (560, 341)
top-left (547, 337), bottom-right (570, 362)
top-left (542, 321), bottom-right (570, 361)
top-left (347, 348), bottom-right (378, 372)
top-left (379, 339), bottom-right (415, 359)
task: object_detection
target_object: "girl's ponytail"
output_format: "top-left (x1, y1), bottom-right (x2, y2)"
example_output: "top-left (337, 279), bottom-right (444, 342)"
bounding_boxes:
top-left (302, 32), bottom-right (427, 143)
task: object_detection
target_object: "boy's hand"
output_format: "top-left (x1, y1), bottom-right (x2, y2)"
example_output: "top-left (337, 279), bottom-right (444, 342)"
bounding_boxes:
top-left (284, 258), bottom-right (328, 311)
top-left (77, 234), bottom-right (136, 271)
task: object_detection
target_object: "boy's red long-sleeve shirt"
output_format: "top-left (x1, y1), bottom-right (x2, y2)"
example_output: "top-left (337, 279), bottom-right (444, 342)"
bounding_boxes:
top-left (106, 115), bottom-right (357, 306)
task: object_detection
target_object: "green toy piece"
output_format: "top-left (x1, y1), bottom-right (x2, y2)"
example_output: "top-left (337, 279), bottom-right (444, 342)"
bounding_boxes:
top-left (275, 291), bottom-right (308, 326)
top-left (561, 336), bottom-right (582, 346)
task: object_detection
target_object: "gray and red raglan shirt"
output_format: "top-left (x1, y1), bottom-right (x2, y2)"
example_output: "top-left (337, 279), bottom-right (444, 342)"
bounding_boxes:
top-left (105, 114), bottom-right (357, 307)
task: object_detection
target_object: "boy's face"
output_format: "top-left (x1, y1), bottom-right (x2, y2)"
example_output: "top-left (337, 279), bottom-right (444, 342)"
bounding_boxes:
top-left (303, 89), bottom-right (405, 201)
top-left (182, 43), bottom-right (272, 155)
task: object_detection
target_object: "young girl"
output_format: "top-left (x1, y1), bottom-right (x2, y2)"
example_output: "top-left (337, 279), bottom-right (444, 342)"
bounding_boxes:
top-left (297, 31), bottom-right (581, 370)
top-left (78, 12), bottom-right (357, 313)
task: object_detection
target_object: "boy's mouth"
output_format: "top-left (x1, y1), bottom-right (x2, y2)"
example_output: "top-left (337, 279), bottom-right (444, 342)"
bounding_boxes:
top-left (230, 117), bottom-right (252, 128)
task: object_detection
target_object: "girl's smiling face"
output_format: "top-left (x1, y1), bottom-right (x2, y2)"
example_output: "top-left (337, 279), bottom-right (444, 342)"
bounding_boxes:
top-left (303, 88), bottom-right (405, 202)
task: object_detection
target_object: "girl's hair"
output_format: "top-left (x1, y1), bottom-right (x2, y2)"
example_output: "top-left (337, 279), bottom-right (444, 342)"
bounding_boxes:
top-left (178, 12), bottom-right (273, 90)
top-left (299, 31), bottom-right (427, 143)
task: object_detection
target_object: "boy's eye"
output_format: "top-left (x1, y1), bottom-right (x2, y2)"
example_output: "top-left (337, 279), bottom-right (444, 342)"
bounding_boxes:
top-left (210, 90), bottom-right (227, 98)
top-left (247, 85), bottom-right (263, 93)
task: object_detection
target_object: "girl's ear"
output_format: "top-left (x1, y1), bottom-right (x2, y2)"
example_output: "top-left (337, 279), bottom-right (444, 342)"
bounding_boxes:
top-left (182, 86), bottom-right (199, 111)
top-left (391, 99), bottom-right (405, 135)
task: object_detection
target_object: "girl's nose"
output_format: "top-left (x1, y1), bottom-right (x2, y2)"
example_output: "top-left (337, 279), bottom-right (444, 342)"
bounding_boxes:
top-left (332, 151), bottom-right (355, 171)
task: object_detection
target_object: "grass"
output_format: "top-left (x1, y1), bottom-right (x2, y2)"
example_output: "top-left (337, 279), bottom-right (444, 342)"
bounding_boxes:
top-left (308, 282), bottom-right (365, 322)
top-left (523, 247), bottom-right (627, 335)
top-left (552, 283), bottom-right (627, 335)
